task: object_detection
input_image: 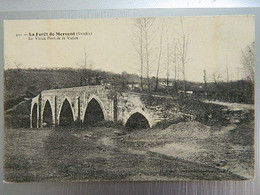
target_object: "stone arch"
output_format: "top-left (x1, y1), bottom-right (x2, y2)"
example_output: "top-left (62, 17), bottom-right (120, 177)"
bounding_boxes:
top-left (58, 98), bottom-right (75, 126)
top-left (124, 108), bottom-right (151, 128)
top-left (83, 97), bottom-right (105, 126)
top-left (125, 112), bottom-right (150, 129)
top-left (31, 103), bottom-right (38, 128)
top-left (42, 100), bottom-right (53, 127)
top-left (82, 95), bottom-right (108, 121)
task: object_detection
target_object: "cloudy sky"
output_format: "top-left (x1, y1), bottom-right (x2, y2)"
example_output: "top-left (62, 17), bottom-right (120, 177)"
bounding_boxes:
top-left (4, 15), bottom-right (254, 82)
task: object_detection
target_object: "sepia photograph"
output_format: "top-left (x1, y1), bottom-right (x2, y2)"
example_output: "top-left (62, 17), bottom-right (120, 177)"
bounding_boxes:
top-left (3, 15), bottom-right (255, 182)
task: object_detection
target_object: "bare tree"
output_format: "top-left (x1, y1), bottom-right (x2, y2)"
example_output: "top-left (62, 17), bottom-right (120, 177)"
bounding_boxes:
top-left (210, 68), bottom-right (224, 83)
top-left (143, 18), bottom-right (155, 93)
top-left (176, 18), bottom-right (189, 96)
top-left (203, 69), bottom-right (207, 98)
top-left (212, 71), bottom-right (217, 84)
top-left (154, 24), bottom-right (164, 92)
top-left (172, 44), bottom-right (178, 93)
top-left (133, 18), bottom-right (145, 91)
top-left (166, 36), bottom-right (170, 88)
top-left (4, 56), bottom-right (10, 70)
top-left (241, 42), bottom-right (255, 83)
top-left (77, 50), bottom-right (91, 70)
top-left (76, 50), bottom-right (93, 85)
top-left (14, 62), bottom-right (22, 70)
top-left (225, 57), bottom-right (230, 82)
top-left (4, 56), bottom-right (10, 88)
top-left (13, 62), bottom-right (23, 80)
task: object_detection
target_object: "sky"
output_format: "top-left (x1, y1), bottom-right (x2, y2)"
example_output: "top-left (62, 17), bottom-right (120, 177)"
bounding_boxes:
top-left (4, 15), bottom-right (255, 82)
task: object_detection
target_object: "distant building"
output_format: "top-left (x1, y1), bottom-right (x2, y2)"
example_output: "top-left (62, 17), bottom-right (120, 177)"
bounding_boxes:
top-left (127, 82), bottom-right (140, 90)
top-left (186, 85), bottom-right (217, 98)
top-left (159, 80), bottom-right (174, 87)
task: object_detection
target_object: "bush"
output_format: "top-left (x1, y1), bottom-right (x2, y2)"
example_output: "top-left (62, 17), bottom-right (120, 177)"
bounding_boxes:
top-left (181, 98), bottom-right (229, 126)
top-left (4, 114), bottom-right (30, 129)
top-left (152, 118), bottom-right (187, 129)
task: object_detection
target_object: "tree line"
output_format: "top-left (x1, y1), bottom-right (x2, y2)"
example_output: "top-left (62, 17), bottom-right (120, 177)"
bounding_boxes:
top-left (132, 17), bottom-right (255, 97)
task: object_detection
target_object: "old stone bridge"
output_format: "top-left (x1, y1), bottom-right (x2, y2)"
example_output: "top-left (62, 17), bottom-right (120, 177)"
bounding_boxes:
top-left (30, 85), bottom-right (179, 128)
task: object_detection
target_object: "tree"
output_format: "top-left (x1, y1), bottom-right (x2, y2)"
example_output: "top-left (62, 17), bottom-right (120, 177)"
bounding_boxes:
top-left (143, 18), bottom-right (155, 93)
top-left (76, 50), bottom-right (94, 85)
top-left (212, 71), bottom-right (218, 84)
top-left (176, 18), bottom-right (189, 96)
top-left (225, 57), bottom-right (230, 82)
top-left (172, 44), bottom-right (178, 93)
top-left (133, 18), bottom-right (145, 91)
top-left (4, 56), bottom-right (10, 86)
top-left (203, 70), bottom-right (207, 98)
top-left (133, 18), bottom-right (155, 93)
top-left (154, 24), bottom-right (164, 92)
top-left (166, 36), bottom-right (170, 88)
top-left (241, 42), bottom-right (255, 83)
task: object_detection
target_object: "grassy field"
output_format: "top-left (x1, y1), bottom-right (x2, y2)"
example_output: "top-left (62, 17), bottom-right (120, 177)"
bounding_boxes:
top-left (4, 120), bottom-right (254, 182)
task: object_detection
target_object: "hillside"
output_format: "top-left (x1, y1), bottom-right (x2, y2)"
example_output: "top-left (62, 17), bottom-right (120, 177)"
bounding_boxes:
top-left (4, 68), bottom-right (138, 128)
top-left (4, 68), bottom-right (254, 129)
top-left (5, 68), bottom-right (122, 99)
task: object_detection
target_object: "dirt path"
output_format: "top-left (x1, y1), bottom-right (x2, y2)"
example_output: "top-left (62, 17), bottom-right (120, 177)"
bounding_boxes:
top-left (204, 100), bottom-right (254, 110)
top-left (123, 122), bottom-right (254, 180)
top-left (4, 126), bottom-right (248, 182)
top-left (4, 128), bottom-right (53, 182)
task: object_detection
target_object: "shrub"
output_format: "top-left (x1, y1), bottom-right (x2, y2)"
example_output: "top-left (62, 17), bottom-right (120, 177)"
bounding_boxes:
top-left (152, 118), bottom-right (187, 129)
top-left (4, 114), bottom-right (30, 129)
top-left (181, 98), bottom-right (229, 126)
